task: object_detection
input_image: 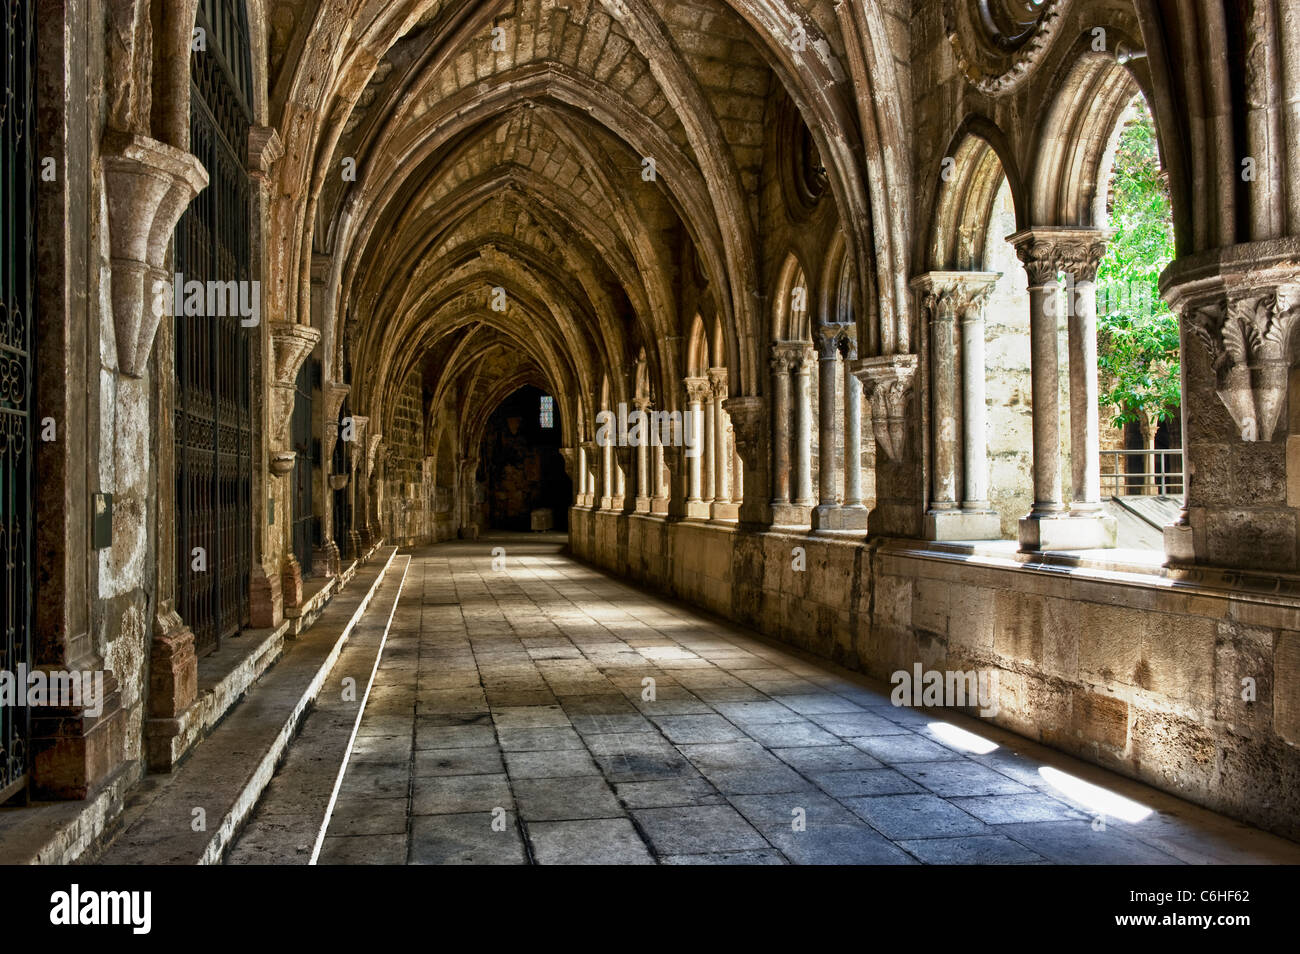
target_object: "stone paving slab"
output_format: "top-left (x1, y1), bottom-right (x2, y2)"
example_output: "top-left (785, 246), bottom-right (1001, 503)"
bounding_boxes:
top-left (226, 536), bottom-right (1300, 865)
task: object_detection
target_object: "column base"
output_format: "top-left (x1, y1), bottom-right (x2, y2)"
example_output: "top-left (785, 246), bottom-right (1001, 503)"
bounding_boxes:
top-left (248, 564), bottom-right (283, 629)
top-left (635, 496), bottom-right (651, 513)
top-left (282, 556), bottom-right (306, 618)
top-left (1019, 512), bottom-right (1117, 551)
top-left (31, 672), bottom-right (126, 800)
top-left (1164, 521), bottom-right (1196, 563)
top-left (925, 509), bottom-right (1002, 541)
top-left (770, 502), bottom-right (811, 527)
top-left (313, 539), bottom-right (341, 578)
top-left (814, 504), bottom-right (870, 531)
top-left (685, 499), bottom-right (712, 519)
top-left (710, 500), bottom-right (740, 520)
top-left (651, 496), bottom-right (669, 516)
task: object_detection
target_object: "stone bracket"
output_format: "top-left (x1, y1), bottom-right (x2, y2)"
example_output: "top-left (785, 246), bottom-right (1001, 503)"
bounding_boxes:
top-left (269, 321), bottom-right (322, 455)
top-left (102, 132), bottom-right (209, 378)
top-left (852, 354), bottom-right (918, 462)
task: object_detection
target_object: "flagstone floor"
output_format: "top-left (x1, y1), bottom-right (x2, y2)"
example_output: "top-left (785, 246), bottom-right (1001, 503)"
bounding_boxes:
top-left (228, 535), bottom-right (1300, 865)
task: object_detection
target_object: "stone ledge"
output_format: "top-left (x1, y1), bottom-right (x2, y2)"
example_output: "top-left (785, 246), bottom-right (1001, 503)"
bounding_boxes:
top-left (88, 546), bottom-right (399, 866)
top-left (0, 761), bottom-right (139, 865)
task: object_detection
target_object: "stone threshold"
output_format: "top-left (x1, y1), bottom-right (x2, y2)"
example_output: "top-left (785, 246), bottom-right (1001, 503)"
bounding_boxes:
top-left (81, 545), bottom-right (398, 865)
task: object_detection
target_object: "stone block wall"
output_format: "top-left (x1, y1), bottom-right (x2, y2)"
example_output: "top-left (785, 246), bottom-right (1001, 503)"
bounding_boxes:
top-left (570, 508), bottom-right (1300, 841)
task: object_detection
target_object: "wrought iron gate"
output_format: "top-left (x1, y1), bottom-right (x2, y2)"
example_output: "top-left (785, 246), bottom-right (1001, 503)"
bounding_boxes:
top-left (0, 0), bottom-right (35, 803)
top-left (333, 396), bottom-right (352, 552)
top-left (291, 359), bottom-right (316, 574)
top-left (175, 0), bottom-right (254, 654)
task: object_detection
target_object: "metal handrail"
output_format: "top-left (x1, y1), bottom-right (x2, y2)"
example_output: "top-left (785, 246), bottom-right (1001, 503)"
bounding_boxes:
top-left (1100, 448), bottom-right (1184, 497)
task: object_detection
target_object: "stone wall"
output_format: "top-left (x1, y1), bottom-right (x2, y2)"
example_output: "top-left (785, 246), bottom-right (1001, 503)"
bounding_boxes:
top-left (380, 371), bottom-right (433, 546)
top-left (570, 507), bottom-right (1300, 841)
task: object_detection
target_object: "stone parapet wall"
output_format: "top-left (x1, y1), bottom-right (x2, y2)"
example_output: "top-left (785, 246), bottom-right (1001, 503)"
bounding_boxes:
top-left (569, 507), bottom-right (1300, 841)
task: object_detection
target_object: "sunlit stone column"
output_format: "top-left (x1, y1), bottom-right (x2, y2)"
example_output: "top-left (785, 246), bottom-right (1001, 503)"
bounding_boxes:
top-left (685, 377), bottom-right (709, 515)
top-left (812, 326), bottom-right (841, 528)
top-left (652, 437), bottom-right (668, 515)
top-left (792, 347), bottom-right (815, 507)
top-left (1062, 233), bottom-right (1110, 513)
top-left (1011, 229), bottom-right (1115, 550)
top-left (709, 368), bottom-right (736, 519)
top-left (600, 435), bottom-right (614, 510)
top-left (576, 442), bottom-right (589, 504)
top-left (769, 347), bottom-right (794, 505)
top-left (838, 332), bottom-right (868, 528)
top-left (634, 399), bottom-right (651, 512)
top-left (703, 380), bottom-right (718, 503)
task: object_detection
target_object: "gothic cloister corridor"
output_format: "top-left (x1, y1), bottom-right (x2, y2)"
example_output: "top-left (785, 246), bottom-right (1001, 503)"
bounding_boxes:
top-left (145, 534), bottom-right (1287, 868)
top-left (7, 0), bottom-right (1300, 927)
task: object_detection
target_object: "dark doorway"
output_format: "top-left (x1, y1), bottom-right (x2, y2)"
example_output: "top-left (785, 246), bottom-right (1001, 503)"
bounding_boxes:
top-left (480, 386), bottom-right (571, 532)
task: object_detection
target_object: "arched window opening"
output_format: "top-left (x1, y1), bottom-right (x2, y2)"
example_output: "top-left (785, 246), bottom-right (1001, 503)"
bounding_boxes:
top-left (1095, 94), bottom-right (1181, 524)
top-left (770, 260), bottom-right (816, 526)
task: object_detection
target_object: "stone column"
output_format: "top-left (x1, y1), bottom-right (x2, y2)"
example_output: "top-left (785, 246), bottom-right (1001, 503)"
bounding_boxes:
top-left (685, 377), bottom-right (710, 517)
top-left (915, 272), bottom-right (1001, 540)
top-left (792, 349), bottom-right (815, 508)
top-left (600, 435), bottom-right (614, 510)
top-left (582, 439), bottom-right (599, 510)
top-left (812, 326), bottom-right (842, 529)
top-left (652, 437), bottom-right (669, 515)
top-left (703, 383), bottom-right (717, 504)
top-left (769, 347), bottom-right (794, 505)
top-left (1161, 244), bottom-right (1300, 573)
top-left (841, 333), bottom-right (865, 509)
top-left (1061, 233), bottom-right (1110, 513)
top-left (634, 399), bottom-right (651, 512)
top-left (709, 369), bottom-right (736, 519)
top-left (576, 442), bottom-right (589, 505)
top-left (314, 382), bottom-right (349, 577)
top-left (1010, 230), bottom-right (1115, 550)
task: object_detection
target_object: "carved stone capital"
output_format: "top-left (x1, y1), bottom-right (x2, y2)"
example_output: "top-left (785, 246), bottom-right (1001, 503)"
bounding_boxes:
top-left (101, 132), bottom-right (209, 377)
top-left (853, 354), bottom-right (918, 462)
top-left (1162, 240), bottom-right (1300, 443)
top-left (707, 367), bottom-right (729, 398)
top-left (684, 376), bottom-right (711, 404)
top-left (722, 395), bottom-right (766, 471)
top-left (366, 434), bottom-right (384, 478)
top-left (1186, 289), bottom-right (1299, 442)
top-left (912, 271), bottom-right (1000, 322)
top-left (1008, 228), bottom-right (1110, 286)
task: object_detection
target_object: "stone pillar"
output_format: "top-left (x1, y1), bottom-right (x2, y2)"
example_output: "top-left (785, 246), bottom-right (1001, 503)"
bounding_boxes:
top-left (582, 440), bottom-right (600, 510)
top-left (314, 382), bottom-right (349, 577)
top-left (634, 399), bottom-right (652, 512)
top-left (575, 442), bottom-right (589, 505)
top-left (709, 369), bottom-right (736, 519)
top-left (347, 415), bottom-right (369, 557)
top-left (812, 326), bottom-right (841, 528)
top-left (769, 347), bottom-right (794, 505)
top-left (1063, 234), bottom-right (1110, 513)
top-left (915, 272), bottom-right (1001, 540)
top-left (1162, 244), bottom-right (1300, 573)
top-left (841, 334), bottom-right (866, 510)
top-left (703, 382), bottom-right (717, 504)
top-left (1010, 231), bottom-right (1115, 550)
top-left (652, 438), bottom-right (668, 515)
top-left (685, 377), bottom-right (710, 517)
top-left (600, 435), bottom-right (614, 510)
top-left (792, 349), bottom-right (815, 508)
top-left (853, 354), bottom-right (920, 537)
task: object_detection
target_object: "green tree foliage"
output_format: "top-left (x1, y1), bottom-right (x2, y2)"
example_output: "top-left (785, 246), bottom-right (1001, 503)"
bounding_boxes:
top-left (1096, 97), bottom-right (1179, 427)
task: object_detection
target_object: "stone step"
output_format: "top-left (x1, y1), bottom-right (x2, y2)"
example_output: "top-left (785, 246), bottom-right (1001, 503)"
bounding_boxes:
top-left (227, 555), bottom-right (414, 864)
top-left (92, 547), bottom-right (400, 865)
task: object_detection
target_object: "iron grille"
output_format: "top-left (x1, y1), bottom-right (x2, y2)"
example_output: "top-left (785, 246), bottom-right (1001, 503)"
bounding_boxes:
top-left (175, 0), bottom-right (253, 654)
top-left (333, 396), bottom-right (352, 553)
top-left (0, 0), bottom-right (35, 803)
top-left (291, 358), bottom-right (315, 574)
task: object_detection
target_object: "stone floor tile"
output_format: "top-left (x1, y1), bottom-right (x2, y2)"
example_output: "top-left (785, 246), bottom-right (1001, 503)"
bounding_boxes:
top-left (632, 805), bottom-right (770, 855)
top-left (528, 819), bottom-right (654, 864)
top-left (897, 834), bottom-right (1047, 864)
top-left (410, 773), bottom-right (514, 815)
top-left (408, 812), bottom-right (527, 865)
top-left (842, 794), bottom-right (991, 840)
